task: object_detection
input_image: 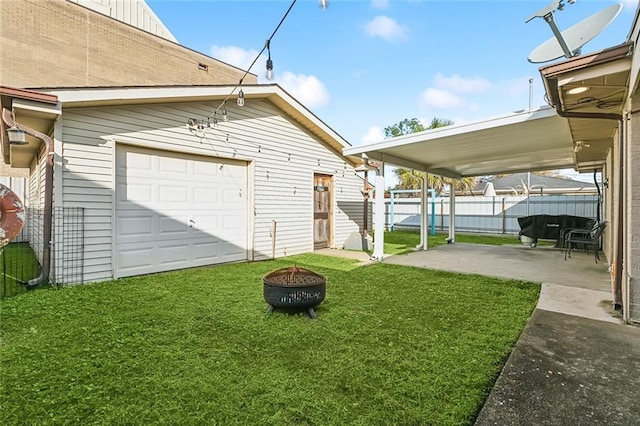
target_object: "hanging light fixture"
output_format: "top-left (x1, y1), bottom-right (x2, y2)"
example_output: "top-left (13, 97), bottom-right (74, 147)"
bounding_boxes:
top-left (265, 40), bottom-right (274, 81)
top-left (319, 0), bottom-right (329, 10)
top-left (6, 125), bottom-right (28, 145)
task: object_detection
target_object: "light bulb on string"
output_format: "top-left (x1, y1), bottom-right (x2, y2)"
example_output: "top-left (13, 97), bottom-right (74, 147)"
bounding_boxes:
top-left (237, 88), bottom-right (245, 107)
top-left (221, 102), bottom-right (228, 121)
top-left (266, 58), bottom-right (274, 81)
top-left (265, 40), bottom-right (274, 81)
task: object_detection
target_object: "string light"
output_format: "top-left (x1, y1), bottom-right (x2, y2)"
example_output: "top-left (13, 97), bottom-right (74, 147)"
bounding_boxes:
top-left (266, 40), bottom-right (274, 81)
top-left (237, 88), bottom-right (245, 107)
top-left (221, 102), bottom-right (228, 121)
top-left (180, 1), bottom-right (350, 173)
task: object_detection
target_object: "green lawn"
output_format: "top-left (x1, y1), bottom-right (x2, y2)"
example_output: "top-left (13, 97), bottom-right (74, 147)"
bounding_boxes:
top-left (0, 243), bottom-right (41, 299)
top-left (381, 229), bottom-right (522, 255)
top-left (0, 254), bottom-right (539, 425)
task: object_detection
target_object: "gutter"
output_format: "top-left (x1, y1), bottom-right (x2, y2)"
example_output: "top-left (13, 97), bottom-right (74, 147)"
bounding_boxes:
top-left (2, 107), bottom-right (54, 290)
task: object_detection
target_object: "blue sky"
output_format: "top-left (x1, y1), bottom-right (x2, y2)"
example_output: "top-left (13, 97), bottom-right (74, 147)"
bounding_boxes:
top-left (147, 0), bottom-right (638, 181)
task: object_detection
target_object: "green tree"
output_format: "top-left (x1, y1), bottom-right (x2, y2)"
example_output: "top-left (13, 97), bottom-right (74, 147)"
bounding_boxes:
top-left (384, 117), bottom-right (476, 194)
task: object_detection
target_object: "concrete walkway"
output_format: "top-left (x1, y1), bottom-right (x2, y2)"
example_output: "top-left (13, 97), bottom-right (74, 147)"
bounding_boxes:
top-left (316, 243), bottom-right (640, 424)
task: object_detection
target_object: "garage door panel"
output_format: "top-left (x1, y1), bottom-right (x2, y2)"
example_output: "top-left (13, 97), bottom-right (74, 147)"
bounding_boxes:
top-left (117, 247), bottom-right (153, 272)
top-left (159, 156), bottom-right (188, 174)
top-left (117, 182), bottom-right (153, 204)
top-left (159, 185), bottom-right (188, 203)
top-left (118, 215), bottom-right (154, 238)
top-left (159, 216), bottom-right (189, 235)
top-left (158, 243), bottom-right (190, 265)
top-left (115, 145), bottom-right (248, 278)
top-left (193, 161), bottom-right (220, 176)
top-left (193, 187), bottom-right (218, 204)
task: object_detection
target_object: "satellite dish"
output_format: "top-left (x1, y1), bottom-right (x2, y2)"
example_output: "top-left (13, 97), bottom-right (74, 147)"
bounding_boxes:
top-left (528, 3), bottom-right (623, 64)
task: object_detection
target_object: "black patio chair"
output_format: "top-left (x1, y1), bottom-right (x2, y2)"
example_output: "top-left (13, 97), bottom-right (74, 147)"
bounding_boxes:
top-left (563, 221), bottom-right (608, 263)
top-left (559, 218), bottom-right (597, 254)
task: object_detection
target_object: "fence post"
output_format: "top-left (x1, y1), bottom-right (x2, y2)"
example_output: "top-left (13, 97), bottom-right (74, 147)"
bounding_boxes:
top-left (502, 198), bottom-right (506, 234)
top-left (440, 199), bottom-right (444, 231)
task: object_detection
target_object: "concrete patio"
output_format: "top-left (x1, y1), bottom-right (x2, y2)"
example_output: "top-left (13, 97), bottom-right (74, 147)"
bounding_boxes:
top-left (382, 242), bottom-right (620, 323)
top-left (317, 243), bottom-right (640, 424)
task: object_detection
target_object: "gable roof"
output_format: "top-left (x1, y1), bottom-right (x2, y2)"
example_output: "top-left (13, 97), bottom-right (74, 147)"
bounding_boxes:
top-left (35, 84), bottom-right (365, 167)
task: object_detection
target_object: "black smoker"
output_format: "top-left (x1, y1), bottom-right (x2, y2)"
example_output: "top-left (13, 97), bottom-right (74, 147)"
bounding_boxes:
top-left (263, 267), bottom-right (326, 319)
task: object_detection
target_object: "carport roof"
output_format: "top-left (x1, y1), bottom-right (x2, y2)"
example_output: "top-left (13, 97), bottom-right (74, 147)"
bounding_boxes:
top-left (342, 106), bottom-right (575, 178)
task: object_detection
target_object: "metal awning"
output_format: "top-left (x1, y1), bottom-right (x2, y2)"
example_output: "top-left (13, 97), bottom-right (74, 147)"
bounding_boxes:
top-left (343, 106), bottom-right (574, 178)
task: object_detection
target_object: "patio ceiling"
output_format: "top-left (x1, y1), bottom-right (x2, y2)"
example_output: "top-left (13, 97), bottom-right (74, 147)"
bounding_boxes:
top-left (343, 106), bottom-right (575, 178)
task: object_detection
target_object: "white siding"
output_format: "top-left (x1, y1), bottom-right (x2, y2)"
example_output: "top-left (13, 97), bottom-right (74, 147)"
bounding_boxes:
top-left (61, 99), bottom-right (363, 282)
top-left (25, 149), bottom-right (48, 265)
top-left (67, 0), bottom-right (177, 42)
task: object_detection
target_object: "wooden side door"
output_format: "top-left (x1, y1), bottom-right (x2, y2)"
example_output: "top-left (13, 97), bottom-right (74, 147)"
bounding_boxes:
top-left (313, 174), bottom-right (332, 249)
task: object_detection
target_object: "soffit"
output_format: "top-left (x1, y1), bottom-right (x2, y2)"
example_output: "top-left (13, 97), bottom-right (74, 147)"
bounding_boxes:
top-left (540, 43), bottom-right (633, 172)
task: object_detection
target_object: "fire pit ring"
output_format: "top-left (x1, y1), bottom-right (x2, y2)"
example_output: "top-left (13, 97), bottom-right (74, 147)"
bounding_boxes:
top-left (263, 266), bottom-right (326, 318)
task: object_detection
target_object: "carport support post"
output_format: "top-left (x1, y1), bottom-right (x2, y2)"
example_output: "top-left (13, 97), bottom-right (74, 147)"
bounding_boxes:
top-left (371, 162), bottom-right (385, 260)
top-left (419, 171), bottom-right (429, 250)
top-left (448, 180), bottom-right (456, 243)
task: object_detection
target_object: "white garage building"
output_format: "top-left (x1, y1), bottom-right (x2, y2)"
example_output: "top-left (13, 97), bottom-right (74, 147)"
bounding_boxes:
top-left (2, 85), bottom-right (366, 283)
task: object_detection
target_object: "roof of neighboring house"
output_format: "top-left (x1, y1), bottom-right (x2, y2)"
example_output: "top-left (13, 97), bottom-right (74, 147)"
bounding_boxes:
top-left (473, 172), bottom-right (597, 194)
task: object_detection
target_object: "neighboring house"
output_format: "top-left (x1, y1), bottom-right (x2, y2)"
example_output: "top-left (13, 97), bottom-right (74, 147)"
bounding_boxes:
top-left (0, 0), bottom-right (366, 284)
top-left (66, 0), bottom-right (178, 42)
top-left (0, 0), bottom-right (253, 88)
top-left (473, 173), bottom-right (598, 196)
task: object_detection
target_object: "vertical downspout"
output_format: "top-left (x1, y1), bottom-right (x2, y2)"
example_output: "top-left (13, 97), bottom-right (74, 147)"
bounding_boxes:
top-left (363, 170), bottom-right (369, 238)
top-left (2, 108), bottom-right (53, 290)
top-left (594, 169), bottom-right (601, 224)
top-left (615, 118), bottom-right (624, 312)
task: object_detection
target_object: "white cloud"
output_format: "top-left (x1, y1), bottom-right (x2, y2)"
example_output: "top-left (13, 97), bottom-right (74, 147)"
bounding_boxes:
top-left (622, 0), bottom-right (639, 12)
top-left (433, 73), bottom-right (492, 94)
top-left (365, 16), bottom-right (408, 42)
top-left (360, 126), bottom-right (385, 144)
top-left (210, 45), bottom-right (262, 71)
top-left (371, 0), bottom-right (389, 10)
top-left (420, 88), bottom-right (475, 110)
top-left (277, 72), bottom-right (330, 109)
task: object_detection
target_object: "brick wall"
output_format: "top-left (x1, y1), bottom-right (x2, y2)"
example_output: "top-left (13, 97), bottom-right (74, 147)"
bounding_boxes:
top-left (0, 0), bottom-right (257, 88)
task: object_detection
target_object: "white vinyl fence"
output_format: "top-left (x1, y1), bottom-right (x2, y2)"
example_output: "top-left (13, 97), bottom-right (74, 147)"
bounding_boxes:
top-left (379, 194), bottom-right (599, 235)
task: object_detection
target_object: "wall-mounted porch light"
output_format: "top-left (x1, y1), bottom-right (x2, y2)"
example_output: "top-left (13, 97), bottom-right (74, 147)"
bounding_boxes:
top-left (6, 126), bottom-right (27, 145)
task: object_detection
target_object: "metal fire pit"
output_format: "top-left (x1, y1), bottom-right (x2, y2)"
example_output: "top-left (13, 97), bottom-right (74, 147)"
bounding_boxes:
top-left (263, 266), bottom-right (326, 318)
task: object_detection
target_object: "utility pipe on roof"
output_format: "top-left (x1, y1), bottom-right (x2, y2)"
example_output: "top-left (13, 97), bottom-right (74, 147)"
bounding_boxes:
top-left (2, 107), bottom-right (54, 290)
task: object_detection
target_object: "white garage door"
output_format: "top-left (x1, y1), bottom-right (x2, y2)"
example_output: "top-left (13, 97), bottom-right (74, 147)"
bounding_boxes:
top-left (115, 145), bottom-right (248, 277)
